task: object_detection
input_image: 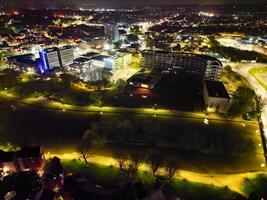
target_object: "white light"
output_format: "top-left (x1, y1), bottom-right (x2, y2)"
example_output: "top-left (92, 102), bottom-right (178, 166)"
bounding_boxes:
top-left (203, 118), bottom-right (209, 125)
top-left (104, 43), bottom-right (111, 50)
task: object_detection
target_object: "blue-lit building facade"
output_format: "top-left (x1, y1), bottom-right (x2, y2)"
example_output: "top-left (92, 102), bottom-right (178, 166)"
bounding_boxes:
top-left (38, 46), bottom-right (74, 74)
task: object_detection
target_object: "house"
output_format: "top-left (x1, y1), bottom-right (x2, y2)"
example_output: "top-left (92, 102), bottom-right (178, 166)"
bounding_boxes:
top-left (16, 146), bottom-right (45, 172)
top-left (0, 151), bottom-right (17, 178)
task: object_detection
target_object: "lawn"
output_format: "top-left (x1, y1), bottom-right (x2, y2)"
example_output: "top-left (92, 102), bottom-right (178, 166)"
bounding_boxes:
top-left (249, 67), bottom-right (267, 91)
top-left (60, 159), bottom-right (244, 199)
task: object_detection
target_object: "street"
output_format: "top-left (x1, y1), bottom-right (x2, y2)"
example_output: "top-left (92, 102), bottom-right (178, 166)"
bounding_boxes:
top-left (231, 62), bottom-right (267, 149)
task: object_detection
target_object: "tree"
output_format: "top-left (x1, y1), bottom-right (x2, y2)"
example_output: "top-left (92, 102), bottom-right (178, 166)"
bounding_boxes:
top-left (114, 151), bottom-right (141, 179)
top-left (76, 143), bottom-right (91, 165)
top-left (114, 151), bottom-right (128, 171)
top-left (252, 95), bottom-right (264, 118)
top-left (165, 155), bottom-right (179, 178)
top-left (0, 49), bottom-right (7, 71)
top-left (227, 86), bottom-right (255, 117)
top-left (145, 148), bottom-right (163, 177)
top-left (89, 91), bottom-right (102, 105)
top-left (83, 129), bottom-right (104, 148)
top-left (78, 128), bottom-right (104, 165)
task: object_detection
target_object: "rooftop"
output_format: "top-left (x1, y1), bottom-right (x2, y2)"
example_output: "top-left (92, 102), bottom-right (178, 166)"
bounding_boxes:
top-left (93, 55), bottom-right (111, 61)
top-left (58, 45), bottom-right (73, 51)
top-left (81, 52), bottom-right (99, 59)
top-left (205, 81), bottom-right (230, 99)
top-left (44, 47), bottom-right (58, 53)
top-left (74, 57), bottom-right (91, 64)
top-left (16, 146), bottom-right (42, 158)
top-left (128, 73), bottom-right (153, 84)
top-left (0, 151), bottom-right (14, 163)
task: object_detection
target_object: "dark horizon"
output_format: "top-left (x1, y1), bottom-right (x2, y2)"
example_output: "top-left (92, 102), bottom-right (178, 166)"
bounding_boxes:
top-left (0, 0), bottom-right (267, 8)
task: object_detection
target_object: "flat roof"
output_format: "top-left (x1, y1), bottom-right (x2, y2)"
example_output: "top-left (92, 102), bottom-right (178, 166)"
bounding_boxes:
top-left (93, 55), bottom-right (111, 61)
top-left (58, 45), bottom-right (73, 50)
top-left (81, 52), bottom-right (99, 58)
top-left (75, 57), bottom-right (91, 63)
top-left (44, 47), bottom-right (58, 53)
top-left (196, 54), bottom-right (222, 64)
top-left (8, 53), bottom-right (34, 59)
top-left (129, 73), bottom-right (153, 84)
top-left (205, 81), bottom-right (230, 99)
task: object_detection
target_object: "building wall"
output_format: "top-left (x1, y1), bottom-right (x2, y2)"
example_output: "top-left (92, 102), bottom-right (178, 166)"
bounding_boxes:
top-left (141, 51), bottom-right (222, 81)
top-left (203, 83), bottom-right (230, 113)
top-left (141, 51), bottom-right (207, 80)
top-left (59, 47), bottom-right (74, 67)
top-left (46, 51), bottom-right (61, 69)
top-left (205, 60), bottom-right (222, 81)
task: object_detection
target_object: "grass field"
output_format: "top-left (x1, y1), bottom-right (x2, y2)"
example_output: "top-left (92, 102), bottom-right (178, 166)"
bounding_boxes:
top-left (249, 67), bottom-right (267, 91)
top-left (60, 159), bottom-right (244, 199)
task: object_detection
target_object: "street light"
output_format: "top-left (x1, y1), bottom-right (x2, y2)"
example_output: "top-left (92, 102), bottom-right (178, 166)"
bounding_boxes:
top-left (203, 118), bottom-right (209, 125)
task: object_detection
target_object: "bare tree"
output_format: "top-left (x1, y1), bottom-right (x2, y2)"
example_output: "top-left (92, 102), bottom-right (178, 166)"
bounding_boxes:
top-left (77, 128), bottom-right (104, 165)
top-left (165, 155), bottom-right (179, 178)
top-left (76, 143), bottom-right (91, 165)
top-left (145, 148), bottom-right (163, 177)
top-left (114, 151), bottom-right (128, 171)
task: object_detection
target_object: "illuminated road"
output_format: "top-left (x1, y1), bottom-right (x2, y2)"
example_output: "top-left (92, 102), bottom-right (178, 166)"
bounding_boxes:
top-left (231, 62), bottom-right (267, 146)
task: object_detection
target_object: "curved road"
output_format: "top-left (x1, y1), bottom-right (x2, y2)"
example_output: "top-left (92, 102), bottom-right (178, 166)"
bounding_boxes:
top-left (231, 62), bottom-right (267, 151)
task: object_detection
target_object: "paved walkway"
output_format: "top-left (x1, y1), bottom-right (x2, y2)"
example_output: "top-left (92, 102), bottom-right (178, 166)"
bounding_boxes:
top-left (0, 91), bottom-right (256, 124)
top-left (46, 152), bottom-right (266, 196)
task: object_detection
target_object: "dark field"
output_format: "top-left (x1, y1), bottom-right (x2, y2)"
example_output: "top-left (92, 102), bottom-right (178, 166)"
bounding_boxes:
top-left (0, 99), bottom-right (265, 173)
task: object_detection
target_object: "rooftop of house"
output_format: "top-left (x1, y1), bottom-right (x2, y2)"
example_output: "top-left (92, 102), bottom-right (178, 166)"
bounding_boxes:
top-left (16, 146), bottom-right (42, 158)
top-left (0, 151), bottom-right (14, 163)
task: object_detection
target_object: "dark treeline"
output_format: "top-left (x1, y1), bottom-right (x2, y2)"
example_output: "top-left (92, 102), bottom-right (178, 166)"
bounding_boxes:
top-left (81, 117), bottom-right (255, 156)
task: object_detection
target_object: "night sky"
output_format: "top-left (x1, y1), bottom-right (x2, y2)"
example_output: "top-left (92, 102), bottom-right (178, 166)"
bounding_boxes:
top-left (0, 0), bottom-right (266, 7)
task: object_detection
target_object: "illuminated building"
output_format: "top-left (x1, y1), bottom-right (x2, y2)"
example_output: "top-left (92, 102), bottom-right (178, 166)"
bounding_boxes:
top-left (141, 50), bottom-right (222, 81)
top-left (7, 54), bottom-right (38, 73)
top-left (58, 46), bottom-right (74, 67)
top-left (39, 46), bottom-right (74, 73)
top-left (113, 52), bottom-right (133, 69)
top-left (39, 47), bottom-right (60, 72)
top-left (128, 72), bottom-right (160, 89)
top-left (104, 23), bottom-right (120, 43)
top-left (0, 146), bottom-right (45, 178)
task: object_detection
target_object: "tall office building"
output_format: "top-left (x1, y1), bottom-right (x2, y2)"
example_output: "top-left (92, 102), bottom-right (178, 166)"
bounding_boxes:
top-left (39, 46), bottom-right (74, 73)
top-left (104, 23), bottom-right (120, 43)
top-left (58, 46), bottom-right (74, 67)
top-left (141, 50), bottom-right (222, 81)
top-left (39, 47), bottom-right (60, 72)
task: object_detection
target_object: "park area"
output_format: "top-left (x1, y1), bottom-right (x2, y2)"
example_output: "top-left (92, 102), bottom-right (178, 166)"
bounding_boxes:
top-left (249, 66), bottom-right (267, 91)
